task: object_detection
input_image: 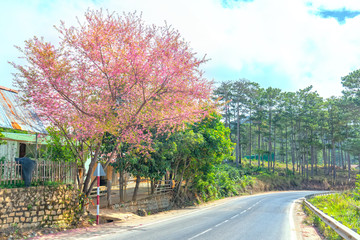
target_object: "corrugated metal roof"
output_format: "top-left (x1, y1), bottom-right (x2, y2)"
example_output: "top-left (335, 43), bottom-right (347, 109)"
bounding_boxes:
top-left (0, 86), bottom-right (47, 134)
top-left (1, 132), bottom-right (50, 144)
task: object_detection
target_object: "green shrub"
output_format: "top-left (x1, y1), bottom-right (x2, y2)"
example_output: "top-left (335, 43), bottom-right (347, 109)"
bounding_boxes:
top-left (353, 174), bottom-right (360, 200)
top-left (192, 164), bottom-right (256, 201)
top-left (0, 180), bottom-right (63, 189)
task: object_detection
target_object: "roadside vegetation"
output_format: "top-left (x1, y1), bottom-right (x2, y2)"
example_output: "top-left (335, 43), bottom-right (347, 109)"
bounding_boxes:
top-left (303, 175), bottom-right (360, 240)
top-left (0, 180), bottom-right (63, 189)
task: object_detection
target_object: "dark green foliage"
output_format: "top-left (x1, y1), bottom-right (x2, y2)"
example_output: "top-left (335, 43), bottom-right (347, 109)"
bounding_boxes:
top-left (177, 113), bottom-right (235, 200)
top-left (43, 127), bottom-right (76, 163)
top-left (193, 163), bottom-right (255, 201)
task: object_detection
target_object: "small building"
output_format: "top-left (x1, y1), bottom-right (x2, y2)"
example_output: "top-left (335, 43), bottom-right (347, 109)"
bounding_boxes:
top-left (0, 86), bottom-right (48, 162)
top-left (0, 86), bottom-right (77, 185)
top-left (0, 132), bottom-right (50, 162)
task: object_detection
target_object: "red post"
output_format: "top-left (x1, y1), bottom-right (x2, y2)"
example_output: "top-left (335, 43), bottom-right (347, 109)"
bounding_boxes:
top-left (96, 162), bottom-right (100, 225)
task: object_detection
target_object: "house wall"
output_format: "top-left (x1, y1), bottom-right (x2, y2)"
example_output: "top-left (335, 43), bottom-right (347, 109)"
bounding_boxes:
top-left (0, 140), bottom-right (18, 162)
top-left (0, 185), bottom-right (80, 229)
top-left (0, 140), bottom-right (48, 162)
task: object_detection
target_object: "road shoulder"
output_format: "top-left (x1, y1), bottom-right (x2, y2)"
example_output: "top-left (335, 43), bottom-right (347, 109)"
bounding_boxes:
top-left (292, 198), bottom-right (324, 240)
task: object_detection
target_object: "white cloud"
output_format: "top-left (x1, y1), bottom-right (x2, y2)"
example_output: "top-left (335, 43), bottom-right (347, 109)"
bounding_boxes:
top-left (309, 0), bottom-right (360, 10)
top-left (2, 0), bottom-right (360, 98)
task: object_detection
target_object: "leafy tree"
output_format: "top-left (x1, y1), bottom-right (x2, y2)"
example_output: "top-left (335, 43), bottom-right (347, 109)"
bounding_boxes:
top-left (263, 87), bottom-right (281, 171)
top-left (11, 10), bottom-right (213, 197)
top-left (213, 81), bottom-right (233, 130)
top-left (342, 69), bottom-right (360, 103)
top-left (170, 112), bottom-right (234, 201)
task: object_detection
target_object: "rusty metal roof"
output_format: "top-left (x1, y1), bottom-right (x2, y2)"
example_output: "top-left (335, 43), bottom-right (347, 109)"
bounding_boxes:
top-left (0, 86), bottom-right (47, 134)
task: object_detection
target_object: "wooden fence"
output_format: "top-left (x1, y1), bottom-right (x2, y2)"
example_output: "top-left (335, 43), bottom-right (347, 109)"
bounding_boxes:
top-left (0, 160), bottom-right (77, 186)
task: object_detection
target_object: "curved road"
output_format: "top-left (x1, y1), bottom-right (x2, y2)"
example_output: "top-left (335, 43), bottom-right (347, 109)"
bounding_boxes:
top-left (35, 191), bottom-right (322, 240)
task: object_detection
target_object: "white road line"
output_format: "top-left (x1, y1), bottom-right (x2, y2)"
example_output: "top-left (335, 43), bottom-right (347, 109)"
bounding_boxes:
top-left (188, 228), bottom-right (213, 240)
top-left (240, 210), bottom-right (246, 214)
top-left (215, 220), bottom-right (227, 227)
top-left (254, 200), bottom-right (262, 206)
top-left (230, 214), bottom-right (239, 219)
top-left (289, 200), bottom-right (297, 240)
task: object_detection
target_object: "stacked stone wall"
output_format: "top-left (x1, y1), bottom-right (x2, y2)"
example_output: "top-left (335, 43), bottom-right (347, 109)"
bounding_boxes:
top-left (112, 194), bottom-right (172, 213)
top-left (0, 185), bottom-right (79, 230)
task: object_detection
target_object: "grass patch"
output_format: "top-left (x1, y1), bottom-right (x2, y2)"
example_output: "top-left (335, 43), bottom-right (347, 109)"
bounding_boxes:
top-left (302, 201), bottom-right (342, 240)
top-left (0, 180), bottom-right (64, 189)
top-left (307, 192), bottom-right (360, 239)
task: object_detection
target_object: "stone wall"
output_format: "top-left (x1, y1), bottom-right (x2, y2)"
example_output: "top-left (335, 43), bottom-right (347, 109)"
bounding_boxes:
top-left (112, 194), bottom-right (172, 214)
top-left (0, 185), bottom-right (79, 229)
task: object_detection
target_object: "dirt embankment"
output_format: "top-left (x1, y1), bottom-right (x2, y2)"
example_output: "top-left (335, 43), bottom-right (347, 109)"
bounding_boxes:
top-left (251, 175), bottom-right (355, 193)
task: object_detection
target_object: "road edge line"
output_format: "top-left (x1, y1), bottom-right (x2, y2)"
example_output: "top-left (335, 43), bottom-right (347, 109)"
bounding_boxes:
top-left (289, 199), bottom-right (298, 240)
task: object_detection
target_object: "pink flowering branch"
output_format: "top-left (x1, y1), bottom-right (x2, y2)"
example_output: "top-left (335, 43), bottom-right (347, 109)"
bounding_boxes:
top-left (11, 9), bottom-right (214, 197)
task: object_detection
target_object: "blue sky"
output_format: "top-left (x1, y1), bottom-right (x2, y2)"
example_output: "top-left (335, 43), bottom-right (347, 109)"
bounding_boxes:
top-left (316, 8), bottom-right (360, 24)
top-left (2, 0), bottom-right (360, 98)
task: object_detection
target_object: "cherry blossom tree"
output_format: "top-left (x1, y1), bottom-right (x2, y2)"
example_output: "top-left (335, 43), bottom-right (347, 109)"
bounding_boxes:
top-left (11, 10), bottom-right (213, 196)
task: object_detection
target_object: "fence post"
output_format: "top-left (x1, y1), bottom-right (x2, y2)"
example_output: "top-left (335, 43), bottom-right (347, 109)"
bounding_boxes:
top-left (72, 163), bottom-right (77, 188)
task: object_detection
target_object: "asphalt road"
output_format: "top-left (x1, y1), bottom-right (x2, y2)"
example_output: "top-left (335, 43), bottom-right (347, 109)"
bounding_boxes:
top-left (89, 191), bottom-right (321, 240)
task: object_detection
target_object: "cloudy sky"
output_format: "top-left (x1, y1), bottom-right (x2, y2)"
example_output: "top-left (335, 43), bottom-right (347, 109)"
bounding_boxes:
top-left (1, 0), bottom-right (360, 98)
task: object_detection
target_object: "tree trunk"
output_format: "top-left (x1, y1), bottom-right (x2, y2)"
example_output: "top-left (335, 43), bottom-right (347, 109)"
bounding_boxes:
top-left (174, 160), bottom-right (188, 201)
top-left (328, 147), bottom-right (331, 175)
top-left (83, 144), bottom-right (101, 196)
top-left (285, 134), bottom-right (288, 171)
top-left (301, 153), bottom-right (304, 176)
top-left (258, 126), bottom-right (261, 167)
top-left (119, 170), bottom-right (124, 203)
top-left (272, 125), bottom-right (276, 173)
top-left (347, 152), bottom-right (351, 180)
top-left (239, 143), bottom-right (242, 166)
top-left (291, 126), bottom-right (295, 174)
top-left (305, 152), bottom-right (309, 181)
top-left (323, 143), bottom-right (327, 175)
top-left (249, 108), bottom-right (252, 166)
top-left (261, 136), bottom-right (266, 167)
top-left (332, 141), bottom-right (336, 180)
top-left (151, 179), bottom-right (155, 194)
top-left (310, 145), bottom-right (314, 177)
top-left (132, 175), bottom-right (141, 202)
top-left (268, 111), bottom-right (272, 171)
top-left (315, 148), bottom-right (318, 175)
top-left (340, 144), bottom-right (345, 170)
top-left (236, 102), bottom-right (240, 166)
